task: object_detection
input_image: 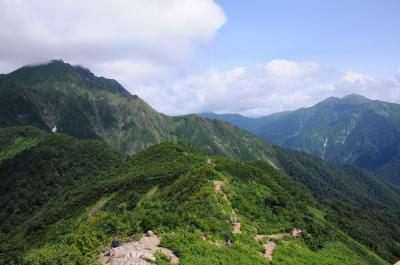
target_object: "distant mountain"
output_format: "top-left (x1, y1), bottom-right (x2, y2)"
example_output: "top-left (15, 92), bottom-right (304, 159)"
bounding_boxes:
top-left (200, 111), bottom-right (291, 132)
top-left (1, 62), bottom-right (400, 263)
top-left (0, 127), bottom-right (397, 264)
top-left (201, 94), bottom-right (400, 185)
top-left (200, 112), bottom-right (261, 129)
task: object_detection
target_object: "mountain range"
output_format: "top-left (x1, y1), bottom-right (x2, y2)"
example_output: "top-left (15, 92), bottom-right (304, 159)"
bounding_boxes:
top-left (0, 61), bottom-right (399, 264)
top-left (0, 60), bottom-right (278, 161)
top-left (201, 94), bottom-right (400, 186)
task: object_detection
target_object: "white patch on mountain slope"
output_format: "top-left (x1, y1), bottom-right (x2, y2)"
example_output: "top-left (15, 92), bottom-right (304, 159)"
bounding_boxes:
top-left (51, 125), bottom-right (57, 133)
top-left (322, 137), bottom-right (328, 160)
top-left (340, 119), bottom-right (356, 145)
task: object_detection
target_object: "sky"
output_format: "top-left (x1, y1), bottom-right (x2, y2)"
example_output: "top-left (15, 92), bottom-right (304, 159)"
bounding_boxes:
top-left (0, 0), bottom-right (399, 116)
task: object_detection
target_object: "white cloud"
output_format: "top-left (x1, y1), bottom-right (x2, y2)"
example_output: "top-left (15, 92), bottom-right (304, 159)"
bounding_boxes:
top-left (1, 2), bottom-right (398, 117)
top-left (134, 59), bottom-right (400, 117)
top-left (0, 0), bottom-right (225, 82)
top-left (265, 59), bottom-right (322, 79)
top-left (340, 71), bottom-right (374, 84)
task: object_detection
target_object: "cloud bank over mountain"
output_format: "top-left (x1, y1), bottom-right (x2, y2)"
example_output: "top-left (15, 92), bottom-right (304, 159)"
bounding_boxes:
top-left (136, 59), bottom-right (400, 116)
top-left (0, 0), bottom-right (225, 82)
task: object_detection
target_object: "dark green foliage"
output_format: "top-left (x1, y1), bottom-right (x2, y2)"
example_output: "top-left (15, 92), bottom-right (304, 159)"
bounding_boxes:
top-left (0, 86), bottom-right (49, 129)
top-left (0, 126), bottom-right (46, 162)
top-left (0, 132), bottom-right (123, 236)
top-left (273, 147), bottom-right (400, 261)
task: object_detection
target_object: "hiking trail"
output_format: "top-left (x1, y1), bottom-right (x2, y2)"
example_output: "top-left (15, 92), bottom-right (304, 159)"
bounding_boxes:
top-left (255, 229), bottom-right (303, 261)
top-left (212, 180), bottom-right (241, 234)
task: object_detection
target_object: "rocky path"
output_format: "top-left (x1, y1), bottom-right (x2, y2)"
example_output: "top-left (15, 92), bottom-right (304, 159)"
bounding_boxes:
top-left (262, 241), bottom-right (276, 261)
top-left (255, 233), bottom-right (289, 240)
top-left (100, 232), bottom-right (179, 265)
top-left (255, 229), bottom-right (303, 261)
top-left (254, 235), bottom-right (276, 261)
top-left (231, 209), bottom-right (241, 234)
top-left (213, 180), bottom-right (224, 193)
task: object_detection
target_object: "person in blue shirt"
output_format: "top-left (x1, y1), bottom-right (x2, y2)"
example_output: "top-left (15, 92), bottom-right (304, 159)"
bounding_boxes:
top-left (112, 236), bottom-right (121, 248)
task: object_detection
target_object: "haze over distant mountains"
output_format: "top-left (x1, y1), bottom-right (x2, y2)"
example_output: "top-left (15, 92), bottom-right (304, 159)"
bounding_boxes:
top-left (201, 94), bottom-right (400, 185)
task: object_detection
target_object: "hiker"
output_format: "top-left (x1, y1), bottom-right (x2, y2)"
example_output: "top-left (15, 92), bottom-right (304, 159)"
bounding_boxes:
top-left (226, 239), bottom-right (233, 248)
top-left (103, 237), bottom-right (120, 259)
top-left (112, 236), bottom-right (121, 248)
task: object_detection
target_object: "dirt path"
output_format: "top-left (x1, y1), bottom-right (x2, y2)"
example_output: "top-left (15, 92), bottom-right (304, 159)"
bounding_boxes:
top-left (146, 186), bottom-right (159, 198)
top-left (213, 180), bottom-right (224, 193)
top-left (231, 210), bottom-right (241, 234)
top-left (254, 233), bottom-right (288, 242)
top-left (394, 261), bottom-right (400, 265)
top-left (254, 229), bottom-right (303, 261)
top-left (213, 180), bottom-right (241, 234)
top-left (268, 233), bottom-right (289, 239)
top-left (90, 197), bottom-right (110, 217)
top-left (100, 233), bottom-right (179, 265)
top-left (255, 228), bottom-right (302, 242)
top-left (262, 241), bottom-right (276, 261)
top-left (255, 235), bottom-right (276, 261)
top-left (232, 221), bottom-right (241, 234)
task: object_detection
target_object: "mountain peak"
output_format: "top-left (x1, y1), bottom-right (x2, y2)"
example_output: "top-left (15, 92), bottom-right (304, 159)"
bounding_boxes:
top-left (341, 94), bottom-right (370, 104)
top-left (316, 94), bottom-right (370, 108)
top-left (8, 59), bottom-right (130, 96)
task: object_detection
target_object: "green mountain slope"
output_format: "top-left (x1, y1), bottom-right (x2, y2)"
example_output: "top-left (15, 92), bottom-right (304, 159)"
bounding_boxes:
top-left (0, 60), bottom-right (275, 161)
top-left (0, 126), bottom-right (46, 162)
top-left (201, 95), bottom-right (400, 185)
top-left (0, 128), bottom-right (396, 264)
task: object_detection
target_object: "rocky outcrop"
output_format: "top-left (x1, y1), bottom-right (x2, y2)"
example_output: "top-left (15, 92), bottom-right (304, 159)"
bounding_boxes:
top-left (101, 232), bottom-right (179, 265)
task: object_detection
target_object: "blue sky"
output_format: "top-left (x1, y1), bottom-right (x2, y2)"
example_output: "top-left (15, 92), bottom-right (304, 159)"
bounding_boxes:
top-left (1, 0), bottom-right (399, 116)
top-left (211, 0), bottom-right (400, 78)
